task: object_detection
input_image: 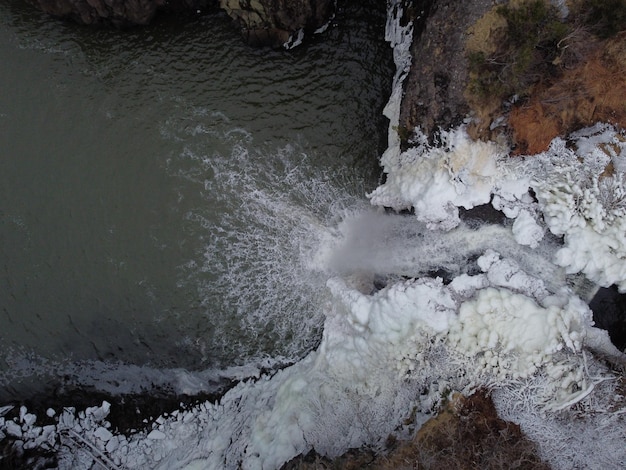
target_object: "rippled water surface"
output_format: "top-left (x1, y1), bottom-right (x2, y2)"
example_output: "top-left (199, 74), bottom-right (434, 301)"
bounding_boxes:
top-left (0, 0), bottom-right (394, 397)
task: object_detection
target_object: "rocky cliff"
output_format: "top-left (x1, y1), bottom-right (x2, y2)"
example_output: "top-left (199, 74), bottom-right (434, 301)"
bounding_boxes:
top-left (397, 0), bottom-right (496, 143)
top-left (399, 0), bottom-right (626, 151)
top-left (22, 0), bottom-right (335, 47)
top-left (219, 0), bottom-right (335, 47)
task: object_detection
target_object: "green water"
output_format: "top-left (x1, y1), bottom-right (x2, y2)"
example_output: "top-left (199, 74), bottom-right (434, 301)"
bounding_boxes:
top-left (0, 0), bottom-right (393, 397)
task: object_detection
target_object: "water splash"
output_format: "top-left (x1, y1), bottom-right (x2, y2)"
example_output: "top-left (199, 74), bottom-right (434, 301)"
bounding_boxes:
top-left (163, 108), bottom-right (373, 366)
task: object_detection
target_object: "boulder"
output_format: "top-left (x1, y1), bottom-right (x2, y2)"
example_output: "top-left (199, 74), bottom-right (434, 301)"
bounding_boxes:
top-left (219, 0), bottom-right (335, 47)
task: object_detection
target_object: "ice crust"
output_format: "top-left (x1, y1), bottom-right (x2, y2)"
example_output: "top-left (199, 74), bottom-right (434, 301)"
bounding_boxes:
top-left (371, 122), bottom-right (626, 291)
top-left (2, 3), bottom-right (626, 470)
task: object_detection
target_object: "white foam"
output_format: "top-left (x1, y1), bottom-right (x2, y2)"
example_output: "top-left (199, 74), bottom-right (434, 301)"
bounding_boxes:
top-left (167, 116), bottom-right (372, 364)
top-left (0, 353), bottom-right (287, 399)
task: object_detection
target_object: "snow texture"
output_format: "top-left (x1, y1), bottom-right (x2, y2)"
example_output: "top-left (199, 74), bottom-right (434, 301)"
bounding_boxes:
top-left (370, 123), bottom-right (626, 291)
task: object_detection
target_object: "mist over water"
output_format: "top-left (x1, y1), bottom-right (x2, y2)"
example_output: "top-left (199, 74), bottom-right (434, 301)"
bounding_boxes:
top-left (326, 211), bottom-right (572, 292)
top-left (0, 0), bottom-right (393, 398)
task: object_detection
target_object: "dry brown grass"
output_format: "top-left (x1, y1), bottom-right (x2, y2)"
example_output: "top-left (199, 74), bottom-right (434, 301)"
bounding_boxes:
top-left (464, 0), bottom-right (626, 151)
top-left (382, 390), bottom-right (549, 470)
top-left (509, 32), bottom-right (626, 154)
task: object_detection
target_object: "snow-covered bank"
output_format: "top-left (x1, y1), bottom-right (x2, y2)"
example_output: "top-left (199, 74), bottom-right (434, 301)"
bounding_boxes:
top-left (2, 2), bottom-right (626, 470)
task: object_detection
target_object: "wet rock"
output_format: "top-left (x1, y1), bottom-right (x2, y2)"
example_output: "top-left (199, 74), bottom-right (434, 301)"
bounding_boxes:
top-left (219, 0), bottom-right (335, 47)
top-left (398, 0), bottom-right (495, 144)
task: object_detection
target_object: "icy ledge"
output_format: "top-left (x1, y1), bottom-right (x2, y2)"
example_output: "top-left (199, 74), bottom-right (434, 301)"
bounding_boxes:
top-left (369, 123), bottom-right (626, 291)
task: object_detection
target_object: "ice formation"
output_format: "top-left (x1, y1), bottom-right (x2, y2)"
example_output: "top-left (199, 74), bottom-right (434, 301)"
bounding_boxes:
top-left (371, 121), bottom-right (626, 291)
top-left (369, 128), bottom-right (507, 230)
top-left (2, 2), bottom-right (626, 470)
top-left (3, 243), bottom-right (624, 468)
top-left (531, 126), bottom-right (626, 291)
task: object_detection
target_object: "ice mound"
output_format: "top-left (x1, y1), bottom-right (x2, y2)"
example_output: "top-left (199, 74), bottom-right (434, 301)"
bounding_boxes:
top-left (451, 287), bottom-right (583, 377)
top-left (370, 122), bottom-right (626, 291)
top-left (369, 128), bottom-right (507, 230)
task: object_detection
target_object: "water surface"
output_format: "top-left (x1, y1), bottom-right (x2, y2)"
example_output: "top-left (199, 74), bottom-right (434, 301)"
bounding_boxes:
top-left (0, 0), bottom-right (394, 398)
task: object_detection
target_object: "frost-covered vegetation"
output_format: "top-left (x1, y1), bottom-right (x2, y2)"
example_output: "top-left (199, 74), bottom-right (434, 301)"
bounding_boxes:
top-left (371, 122), bottom-right (626, 292)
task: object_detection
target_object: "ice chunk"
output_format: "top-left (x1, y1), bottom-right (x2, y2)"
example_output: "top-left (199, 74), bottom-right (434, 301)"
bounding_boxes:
top-left (147, 430), bottom-right (166, 440)
top-left (512, 209), bottom-right (544, 248)
top-left (369, 127), bottom-right (506, 230)
top-left (5, 420), bottom-right (22, 438)
top-left (94, 426), bottom-right (113, 442)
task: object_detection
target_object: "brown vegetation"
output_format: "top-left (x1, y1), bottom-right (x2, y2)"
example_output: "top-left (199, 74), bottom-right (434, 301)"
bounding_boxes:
top-left (281, 390), bottom-right (549, 470)
top-left (509, 32), bottom-right (626, 154)
top-left (464, 0), bottom-right (626, 153)
top-left (383, 390), bottom-right (549, 470)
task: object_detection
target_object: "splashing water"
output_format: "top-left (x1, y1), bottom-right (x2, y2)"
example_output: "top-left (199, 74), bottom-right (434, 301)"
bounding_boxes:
top-left (168, 114), bottom-right (374, 365)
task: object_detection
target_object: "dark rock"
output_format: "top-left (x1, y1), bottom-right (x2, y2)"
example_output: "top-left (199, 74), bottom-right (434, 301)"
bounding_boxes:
top-left (22, 0), bottom-right (335, 47)
top-left (458, 203), bottom-right (508, 227)
top-left (399, 0), bottom-right (496, 143)
top-left (590, 286), bottom-right (626, 352)
top-left (219, 0), bottom-right (335, 47)
top-left (280, 447), bottom-right (376, 470)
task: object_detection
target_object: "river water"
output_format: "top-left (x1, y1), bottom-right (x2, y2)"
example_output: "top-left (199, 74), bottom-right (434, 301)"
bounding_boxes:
top-left (0, 0), bottom-right (393, 399)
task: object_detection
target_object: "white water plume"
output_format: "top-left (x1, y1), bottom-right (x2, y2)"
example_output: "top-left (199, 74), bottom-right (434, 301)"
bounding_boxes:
top-left (165, 110), bottom-right (373, 365)
top-left (323, 210), bottom-right (569, 293)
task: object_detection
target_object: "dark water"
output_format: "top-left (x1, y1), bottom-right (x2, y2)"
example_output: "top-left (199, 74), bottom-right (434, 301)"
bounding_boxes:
top-left (0, 0), bottom-right (394, 398)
